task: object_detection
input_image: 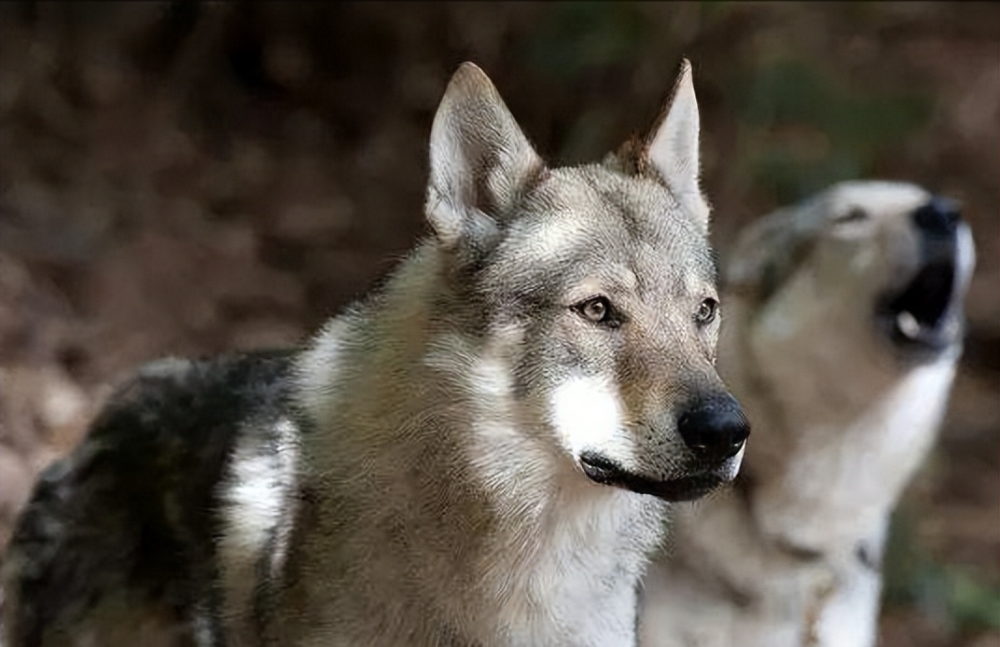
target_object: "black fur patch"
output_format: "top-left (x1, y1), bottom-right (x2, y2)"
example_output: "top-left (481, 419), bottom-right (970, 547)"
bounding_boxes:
top-left (5, 349), bottom-right (298, 646)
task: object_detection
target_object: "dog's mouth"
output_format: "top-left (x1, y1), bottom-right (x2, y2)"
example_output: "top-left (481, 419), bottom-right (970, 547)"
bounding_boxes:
top-left (578, 452), bottom-right (727, 502)
top-left (879, 255), bottom-right (961, 355)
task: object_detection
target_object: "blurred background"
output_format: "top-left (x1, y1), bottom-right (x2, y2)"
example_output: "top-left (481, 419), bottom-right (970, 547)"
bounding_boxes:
top-left (0, 2), bottom-right (996, 645)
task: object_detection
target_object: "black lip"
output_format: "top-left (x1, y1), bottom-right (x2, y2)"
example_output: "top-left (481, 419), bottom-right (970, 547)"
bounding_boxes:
top-left (879, 256), bottom-right (960, 354)
top-left (578, 452), bottom-right (730, 502)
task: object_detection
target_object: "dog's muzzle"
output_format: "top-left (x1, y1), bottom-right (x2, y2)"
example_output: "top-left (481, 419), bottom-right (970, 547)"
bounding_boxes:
top-left (579, 395), bottom-right (750, 502)
top-left (879, 197), bottom-right (968, 357)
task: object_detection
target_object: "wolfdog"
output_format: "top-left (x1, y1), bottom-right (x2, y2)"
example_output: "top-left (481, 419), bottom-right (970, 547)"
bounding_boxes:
top-left (639, 181), bottom-right (975, 647)
top-left (2, 60), bottom-right (749, 647)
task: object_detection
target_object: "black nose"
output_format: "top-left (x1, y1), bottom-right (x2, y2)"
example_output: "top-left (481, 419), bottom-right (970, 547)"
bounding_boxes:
top-left (677, 395), bottom-right (751, 462)
top-left (913, 197), bottom-right (960, 237)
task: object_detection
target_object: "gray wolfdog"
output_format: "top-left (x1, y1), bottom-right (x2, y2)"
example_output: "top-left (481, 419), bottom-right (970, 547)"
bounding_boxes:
top-left (639, 181), bottom-right (975, 647)
top-left (2, 61), bottom-right (749, 647)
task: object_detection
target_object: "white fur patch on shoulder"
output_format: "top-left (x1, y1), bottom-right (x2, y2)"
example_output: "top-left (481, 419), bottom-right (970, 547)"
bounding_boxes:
top-left (296, 317), bottom-right (350, 424)
top-left (549, 375), bottom-right (630, 465)
top-left (218, 417), bottom-right (300, 623)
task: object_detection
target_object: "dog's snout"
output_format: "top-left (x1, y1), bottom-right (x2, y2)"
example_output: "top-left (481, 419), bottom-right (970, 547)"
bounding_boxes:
top-left (913, 197), bottom-right (960, 237)
top-left (677, 395), bottom-right (750, 462)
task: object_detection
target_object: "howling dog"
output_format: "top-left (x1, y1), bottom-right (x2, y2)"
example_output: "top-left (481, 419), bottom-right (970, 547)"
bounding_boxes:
top-left (2, 61), bottom-right (749, 647)
top-left (640, 181), bottom-right (975, 647)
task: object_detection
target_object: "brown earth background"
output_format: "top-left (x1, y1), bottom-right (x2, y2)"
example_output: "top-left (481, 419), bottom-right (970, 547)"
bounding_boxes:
top-left (0, 3), bottom-right (997, 645)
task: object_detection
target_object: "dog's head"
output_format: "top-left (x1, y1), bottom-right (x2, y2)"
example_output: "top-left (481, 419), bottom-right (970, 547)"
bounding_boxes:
top-left (721, 180), bottom-right (975, 550)
top-left (423, 62), bottom-right (748, 502)
top-left (726, 181), bottom-right (975, 367)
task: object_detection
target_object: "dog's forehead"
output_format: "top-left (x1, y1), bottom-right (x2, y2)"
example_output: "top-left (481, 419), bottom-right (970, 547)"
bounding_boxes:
top-left (821, 181), bottom-right (931, 222)
top-left (513, 167), bottom-right (707, 254)
top-left (491, 165), bottom-right (715, 292)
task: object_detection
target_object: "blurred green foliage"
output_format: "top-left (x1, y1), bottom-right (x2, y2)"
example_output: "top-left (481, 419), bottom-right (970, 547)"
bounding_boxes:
top-left (521, 2), bottom-right (650, 81)
top-left (730, 58), bottom-right (933, 203)
top-left (520, 2), bottom-right (935, 207)
top-left (884, 511), bottom-right (1000, 635)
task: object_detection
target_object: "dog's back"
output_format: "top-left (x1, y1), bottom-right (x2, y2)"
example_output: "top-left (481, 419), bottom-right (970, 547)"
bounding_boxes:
top-left (2, 350), bottom-right (296, 647)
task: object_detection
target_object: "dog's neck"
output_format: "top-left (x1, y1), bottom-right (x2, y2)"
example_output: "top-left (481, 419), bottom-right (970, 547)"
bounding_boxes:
top-left (718, 295), bottom-right (961, 558)
top-left (744, 356), bottom-right (958, 556)
top-left (292, 242), bottom-right (667, 646)
top-left (644, 359), bottom-right (956, 647)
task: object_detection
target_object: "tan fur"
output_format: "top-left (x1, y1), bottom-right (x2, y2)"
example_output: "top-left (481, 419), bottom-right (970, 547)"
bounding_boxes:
top-left (3, 61), bottom-right (746, 647)
top-left (640, 181), bottom-right (975, 647)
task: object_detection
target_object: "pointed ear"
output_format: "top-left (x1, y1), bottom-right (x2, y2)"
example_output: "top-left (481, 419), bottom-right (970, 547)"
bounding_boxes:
top-left (644, 60), bottom-right (708, 229)
top-left (426, 62), bottom-right (545, 249)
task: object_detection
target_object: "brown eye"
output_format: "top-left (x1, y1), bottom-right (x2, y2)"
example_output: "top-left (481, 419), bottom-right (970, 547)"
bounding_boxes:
top-left (695, 298), bottom-right (718, 326)
top-left (574, 297), bottom-right (619, 327)
top-left (582, 298), bottom-right (607, 322)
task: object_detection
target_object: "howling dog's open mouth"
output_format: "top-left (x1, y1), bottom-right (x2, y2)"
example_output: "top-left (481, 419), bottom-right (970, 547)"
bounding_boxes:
top-left (579, 452), bottom-right (727, 502)
top-left (880, 256), bottom-right (960, 354)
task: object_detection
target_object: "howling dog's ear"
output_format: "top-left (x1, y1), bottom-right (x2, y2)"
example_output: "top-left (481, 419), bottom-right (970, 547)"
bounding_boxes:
top-left (624, 60), bottom-right (708, 232)
top-left (724, 204), bottom-right (822, 303)
top-left (426, 62), bottom-right (546, 249)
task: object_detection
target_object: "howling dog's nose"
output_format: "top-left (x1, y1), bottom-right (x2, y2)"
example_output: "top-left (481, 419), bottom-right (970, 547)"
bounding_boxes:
top-left (913, 197), bottom-right (960, 237)
top-left (677, 395), bottom-right (750, 462)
